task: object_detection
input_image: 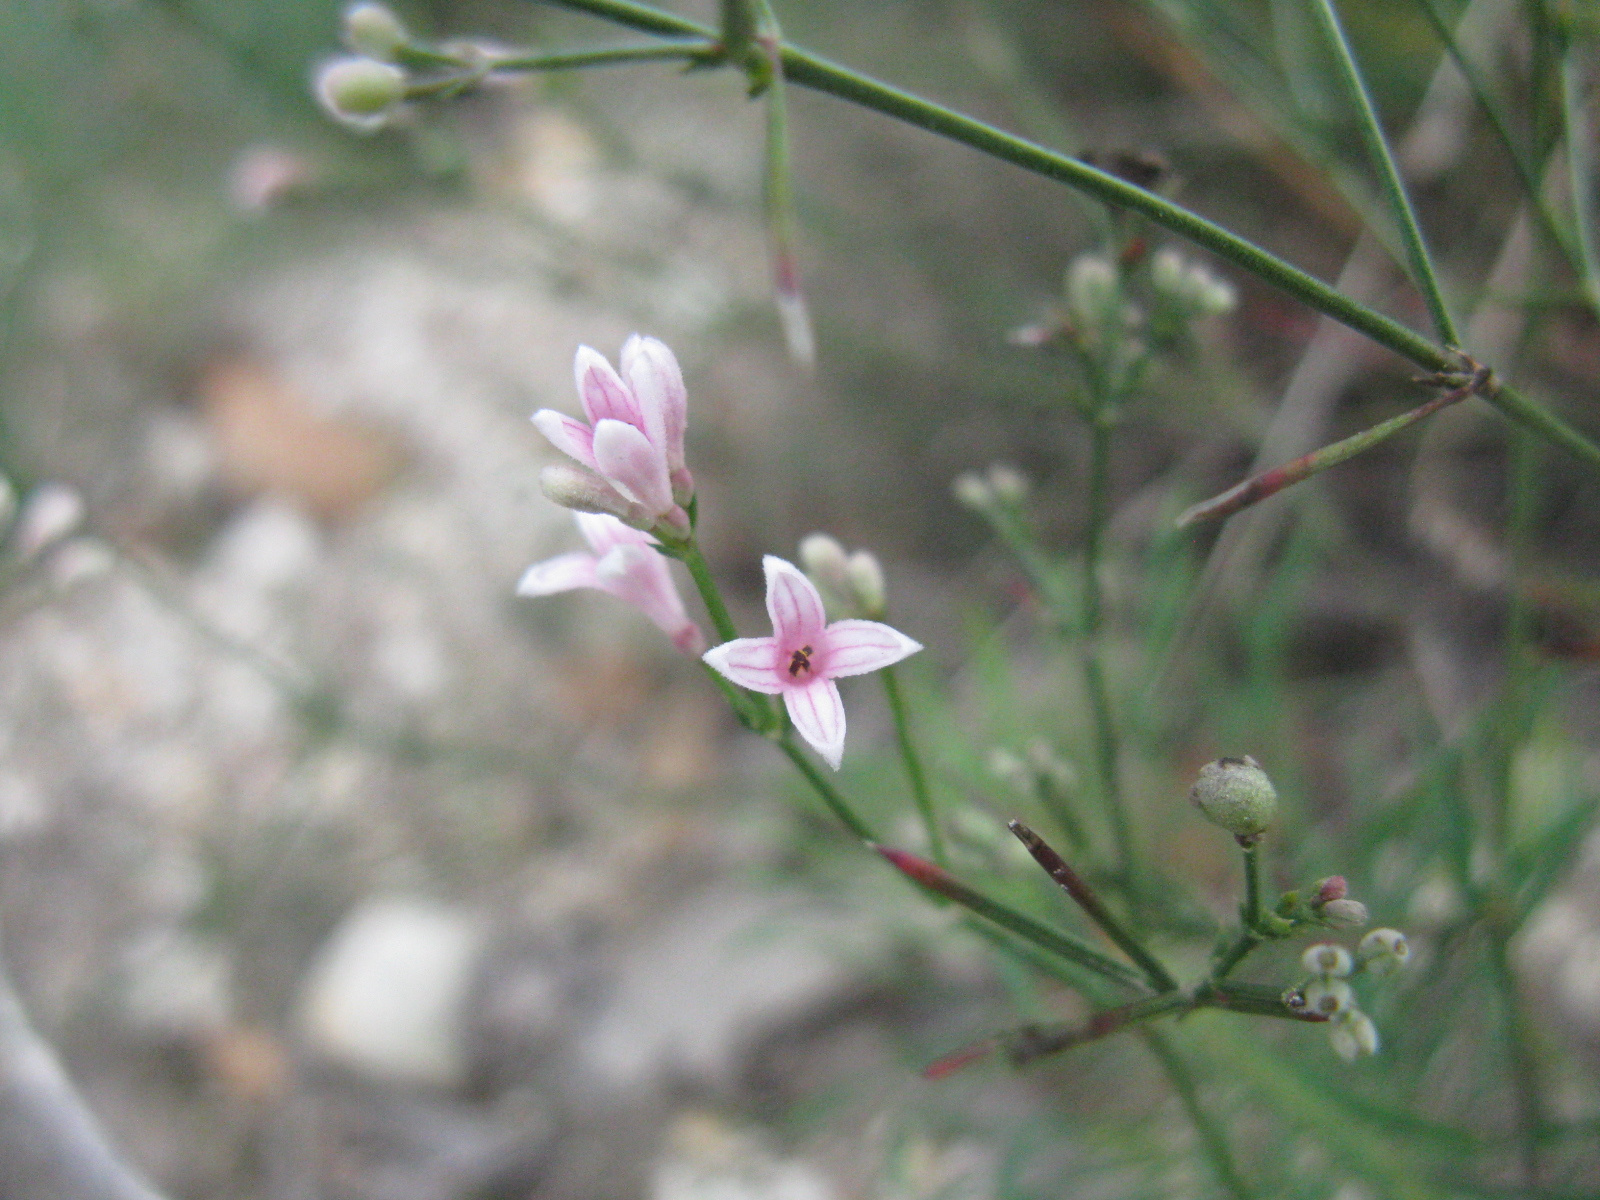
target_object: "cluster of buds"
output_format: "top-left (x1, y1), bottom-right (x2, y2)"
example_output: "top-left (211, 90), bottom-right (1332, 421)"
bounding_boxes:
top-left (1149, 247), bottom-right (1237, 319)
top-left (952, 463), bottom-right (1029, 514)
top-left (1292, 926), bottom-right (1409, 1061)
top-left (534, 337), bottom-right (695, 540)
top-left (798, 534), bottom-right (887, 619)
top-left (314, 5), bottom-right (412, 131)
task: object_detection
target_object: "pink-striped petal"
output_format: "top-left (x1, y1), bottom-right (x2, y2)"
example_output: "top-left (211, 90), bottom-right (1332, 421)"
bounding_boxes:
top-left (592, 419), bottom-right (674, 516)
top-left (763, 556), bottom-right (827, 646)
top-left (515, 552), bottom-right (599, 596)
top-left (703, 637), bottom-right (785, 693)
top-left (595, 544), bottom-right (703, 654)
top-left (574, 511), bottom-right (653, 557)
top-left (622, 334), bottom-right (686, 470)
top-left (785, 677), bottom-right (846, 769)
top-left (819, 619), bottom-right (922, 678)
top-left (574, 346), bottom-right (642, 429)
top-left (532, 410), bottom-right (598, 470)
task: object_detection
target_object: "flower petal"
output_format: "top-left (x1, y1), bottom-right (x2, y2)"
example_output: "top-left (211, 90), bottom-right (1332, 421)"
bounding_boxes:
top-left (574, 346), bottom-right (642, 429)
top-left (596, 544), bottom-right (702, 653)
top-left (703, 637), bottom-right (785, 693)
top-left (763, 555), bottom-right (827, 646)
top-left (515, 552), bottom-right (599, 596)
top-left (532, 410), bottom-right (598, 471)
top-left (574, 511), bottom-right (653, 557)
top-left (622, 334), bottom-right (686, 470)
top-left (592, 419), bottom-right (674, 516)
top-left (819, 619), bottom-right (922, 678)
top-left (785, 677), bottom-right (846, 769)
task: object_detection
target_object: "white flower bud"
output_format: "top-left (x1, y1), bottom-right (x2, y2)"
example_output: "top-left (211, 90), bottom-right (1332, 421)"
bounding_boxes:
top-left (799, 532), bottom-right (853, 614)
top-left (1302, 978), bottom-right (1354, 1017)
top-left (846, 550), bottom-right (886, 617)
top-left (1319, 898), bottom-right (1370, 929)
top-left (1329, 1009), bottom-right (1379, 1061)
top-left (1301, 942), bottom-right (1352, 978)
top-left (1189, 755), bottom-right (1277, 841)
top-left (12, 482), bottom-right (84, 559)
top-left (986, 463), bottom-right (1029, 506)
top-left (1150, 246), bottom-right (1236, 317)
top-left (343, 2), bottom-right (408, 61)
top-left (953, 471), bottom-right (993, 511)
top-left (1357, 927), bottom-right (1410, 975)
top-left (1066, 253), bottom-right (1120, 334)
top-left (539, 464), bottom-right (651, 528)
top-left (314, 56), bottom-right (406, 131)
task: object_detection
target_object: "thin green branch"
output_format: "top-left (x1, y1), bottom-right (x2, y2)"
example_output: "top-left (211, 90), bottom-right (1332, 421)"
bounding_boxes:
top-left (1177, 364), bottom-right (1489, 526)
top-left (1008, 821), bottom-right (1177, 990)
top-left (1413, 0), bottom-right (1579, 267)
top-left (677, 539), bottom-right (740, 643)
top-left (1485, 921), bottom-right (1545, 1186)
top-left (486, 38), bottom-right (717, 71)
top-left (1309, 0), bottom-right (1458, 344)
top-left (1142, 1029), bottom-right (1256, 1200)
top-left (1079, 415), bottom-right (1137, 878)
top-left (777, 733), bottom-right (876, 841)
top-left (875, 846), bottom-right (1151, 990)
top-left (881, 666), bottom-right (943, 862)
top-left (537, 0), bottom-right (1600, 472)
top-left (1241, 840), bottom-right (1262, 931)
top-left (1561, 47), bottom-right (1600, 314)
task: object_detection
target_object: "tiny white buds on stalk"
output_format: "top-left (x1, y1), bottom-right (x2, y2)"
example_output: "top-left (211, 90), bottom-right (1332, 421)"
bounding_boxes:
top-left (952, 471), bottom-right (993, 511)
top-left (1189, 755), bottom-right (1277, 841)
top-left (846, 550), bottom-right (885, 617)
top-left (1302, 942), bottom-right (1353, 978)
top-left (1358, 928), bottom-right (1411, 975)
top-left (1329, 1009), bottom-right (1380, 1061)
top-left (1150, 247), bottom-right (1236, 317)
top-left (1066, 253), bottom-right (1120, 333)
top-left (954, 463), bottom-right (1029, 514)
top-left (315, 56), bottom-right (406, 131)
top-left (343, 3), bottom-right (408, 61)
top-left (799, 535), bottom-right (889, 618)
top-left (1302, 978), bottom-right (1354, 1017)
top-left (986, 463), bottom-right (1029, 506)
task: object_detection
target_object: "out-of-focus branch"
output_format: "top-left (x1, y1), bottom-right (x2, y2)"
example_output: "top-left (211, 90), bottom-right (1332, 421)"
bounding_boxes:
top-left (0, 951), bottom-right (168, 1200)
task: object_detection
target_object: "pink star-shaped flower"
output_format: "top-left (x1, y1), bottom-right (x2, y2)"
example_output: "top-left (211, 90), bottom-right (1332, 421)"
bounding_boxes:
top-left (532, 337), bottom-right (692, 528)
top-left (703, 556), bottom-right (922, 769)
top-left (517, 512), bottom-right (705, 655)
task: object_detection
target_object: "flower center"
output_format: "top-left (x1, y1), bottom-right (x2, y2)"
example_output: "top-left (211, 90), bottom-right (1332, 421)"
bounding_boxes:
top-left (786, 644), bottom-right (815, 678)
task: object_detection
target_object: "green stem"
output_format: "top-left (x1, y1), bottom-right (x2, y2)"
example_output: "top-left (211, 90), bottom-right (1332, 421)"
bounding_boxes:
top-left (539, 0), bottom-right (1600, 470)
top-left (777, 733), bottom-right (876, 841)
top-left (1486, 919), bottom-right (1544, 1185)
top-left (1008, 821), bottom-right (1176, 990)
top-left (1141, 1029), bottom-right (1256, 1200)
top-left (881, 666), bottom-right (943, 862)
top-left (875, 846), bottom-right (1150, 990)
top-left (1309, 0), bottom-right (1458, 345)
top-left (1561, 46), bottom-right (1600, 315)
top-left (1007, 989), bottom-right (1192, 1062)
top-left (1177, 366), bottom-right (1488, 526)
top-left (1080, 415), bottom-right (1136, 878)
top-left (1413, 0), bottom-right (1580, 269)
top-left (1241, 841), bottom-right (1262, 932)
top-left (485, 38), bottom-right (717, 71)
top-left (678, 539), bottom-right (740, 643)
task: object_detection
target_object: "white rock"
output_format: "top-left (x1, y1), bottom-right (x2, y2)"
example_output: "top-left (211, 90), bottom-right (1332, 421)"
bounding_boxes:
top-left (299, 897), bottom-right (485, 1087)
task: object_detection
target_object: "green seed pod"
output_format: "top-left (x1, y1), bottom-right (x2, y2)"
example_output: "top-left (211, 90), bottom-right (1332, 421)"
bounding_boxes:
top-left (1189, 755), bottom-right (1277, 841)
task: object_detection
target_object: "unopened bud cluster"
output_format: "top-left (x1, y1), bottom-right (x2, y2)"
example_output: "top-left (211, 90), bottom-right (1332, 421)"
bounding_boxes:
top-left (1291, 923), bottom-right (1409, 1061)
top-left (1150, 247), bottom-right (1236, 319)
top-left (315, 5), bottom-right (412, 131)
top-left (953, 463), bottom-right (1029, 514)
top-left (799, 533), bottom-right (887, 618)
top-left (0, 477), bottom-right (112, 593)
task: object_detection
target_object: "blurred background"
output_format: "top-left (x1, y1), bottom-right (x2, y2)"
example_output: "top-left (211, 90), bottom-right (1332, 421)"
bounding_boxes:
top-left (0, 0), bottom-right (1598, 1197)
